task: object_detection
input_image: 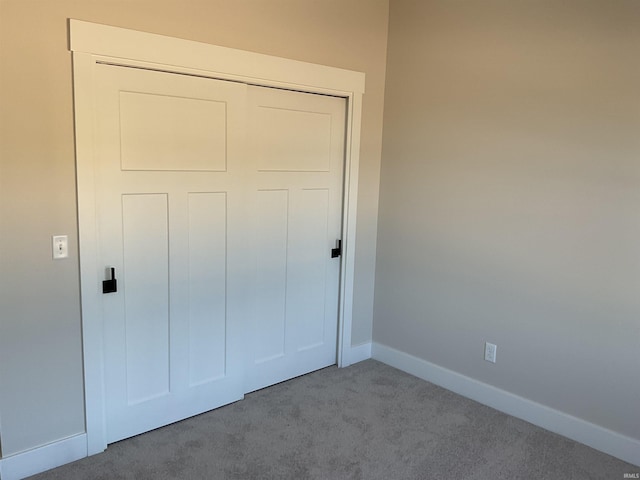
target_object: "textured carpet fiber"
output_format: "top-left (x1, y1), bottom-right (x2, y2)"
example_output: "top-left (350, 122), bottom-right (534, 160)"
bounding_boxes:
top-left (30, 360), bottom-right (636, 479)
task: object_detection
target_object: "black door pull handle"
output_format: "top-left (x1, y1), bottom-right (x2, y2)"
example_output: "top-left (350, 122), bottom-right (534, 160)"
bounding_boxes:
top-left (331, 240), bottom-right (342, 258)
top-left (102, 266), bottom-right (118, 294)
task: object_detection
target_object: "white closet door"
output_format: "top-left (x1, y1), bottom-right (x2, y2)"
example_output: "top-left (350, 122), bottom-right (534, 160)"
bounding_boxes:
top-left (245, 86), bottom-right (346, 393)
top-left (94, 64), bottom-right (248, 443)
top-left (93, 64), bottom-right (346, 441)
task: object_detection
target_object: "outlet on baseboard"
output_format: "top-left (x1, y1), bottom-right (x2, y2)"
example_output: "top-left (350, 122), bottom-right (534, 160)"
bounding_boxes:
top-left (484, 342), bottom-right (497, 363)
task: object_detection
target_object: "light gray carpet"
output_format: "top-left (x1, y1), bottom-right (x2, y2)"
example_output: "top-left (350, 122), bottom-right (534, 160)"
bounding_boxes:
top-left (30, 360), bottom-right (637, 479)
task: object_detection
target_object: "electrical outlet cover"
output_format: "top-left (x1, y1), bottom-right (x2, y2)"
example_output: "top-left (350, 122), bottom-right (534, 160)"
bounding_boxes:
top-left (485, 342), bottom-right (497, 363)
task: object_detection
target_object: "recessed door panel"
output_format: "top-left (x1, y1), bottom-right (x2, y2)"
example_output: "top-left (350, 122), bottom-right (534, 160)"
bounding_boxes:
top-left (119, 91), bottom-right (227, 171)
top-left (187, 192), bottom-right (227, 386)
top-left (122, 194), bottom-right (170, 404)
top-left (288, 189), bottom-right (330, 352)
top-left (254, 104), bottom-right (332, 172)
top-left (255, 190), bottom-right (289, 364)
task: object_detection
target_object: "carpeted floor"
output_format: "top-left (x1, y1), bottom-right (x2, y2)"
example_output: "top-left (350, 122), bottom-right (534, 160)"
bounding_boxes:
top-left (29, 360), bottom-right (636, 479)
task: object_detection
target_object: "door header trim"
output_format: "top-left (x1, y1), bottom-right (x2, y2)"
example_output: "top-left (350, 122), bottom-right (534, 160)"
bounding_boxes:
top-left (69, 19), bottom-right (365, 96)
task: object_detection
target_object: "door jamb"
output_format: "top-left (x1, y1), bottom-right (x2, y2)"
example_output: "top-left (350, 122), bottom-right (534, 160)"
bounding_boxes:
top-left (70, 19), bottom-right (365, 456)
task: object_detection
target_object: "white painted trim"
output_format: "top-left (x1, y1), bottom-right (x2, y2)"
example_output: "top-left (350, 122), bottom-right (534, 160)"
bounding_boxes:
top-left (72, 51), bottom-right (109, 457)
top-left (71, 20), bottom-right (364, 456)
top-left (336, 95), bottom-right (362, 368)
top-left (346, 342), bottom-right (372, 365)
top-left (69, 20), bottom-right (364, 95)
top-left (0, 434), bottom-right (87, 480)
top-left (372, 342), bottom-right (640, 467)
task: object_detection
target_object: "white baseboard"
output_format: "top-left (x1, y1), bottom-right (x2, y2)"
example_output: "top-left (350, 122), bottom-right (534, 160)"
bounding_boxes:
top-left (347, 342), bottom-right (372, 365)
top-left (372, 342), bottom-right (640, 467)
top-left (0, 433), bottom-right (87, 480)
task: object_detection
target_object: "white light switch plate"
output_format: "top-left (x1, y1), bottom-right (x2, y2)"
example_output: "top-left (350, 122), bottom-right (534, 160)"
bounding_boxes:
top-left (52, 235), bottom-right (68, 259)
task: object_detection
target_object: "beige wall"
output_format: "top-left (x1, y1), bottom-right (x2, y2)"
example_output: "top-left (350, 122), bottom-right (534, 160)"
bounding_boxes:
top-left (375, 0), bottom-right (640, 441)
top-left (0, 0), bottom-right (389, 456)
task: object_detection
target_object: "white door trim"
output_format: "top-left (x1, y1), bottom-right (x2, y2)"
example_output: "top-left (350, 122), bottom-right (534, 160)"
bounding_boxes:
top-left (70, 19), bottom-right (364, 456)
